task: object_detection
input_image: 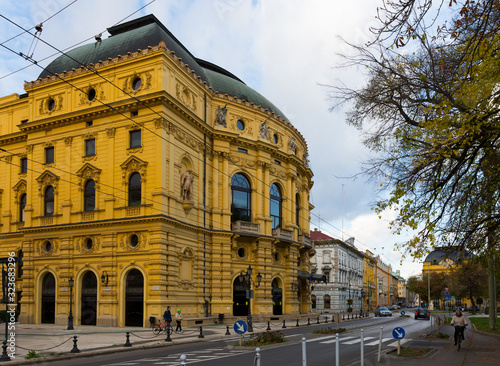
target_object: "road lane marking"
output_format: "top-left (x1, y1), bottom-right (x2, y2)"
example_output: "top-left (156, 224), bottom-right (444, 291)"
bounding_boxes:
top-left (342, 336), bottom-right (376, 345)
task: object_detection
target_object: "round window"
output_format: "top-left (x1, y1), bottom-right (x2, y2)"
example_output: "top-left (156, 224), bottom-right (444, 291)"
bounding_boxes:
top-left (237, 120), bottom-right (245, 131)
top-left (47, 98), bottom-right (55, 111)
top-left (84, 238), bottom-right (93, 250)
top-left (273, 133), bottom-right (278, 144)
top-left (130, 234), bottom-right (139, 248)
top-left (237, 248), bottom-right (245, 258)
top-left (87, 88), bottom-right (96, 101)
top-left (43, 241), bottom-right (52, 253)
top-left (132, 77), bottom-right (142, 91)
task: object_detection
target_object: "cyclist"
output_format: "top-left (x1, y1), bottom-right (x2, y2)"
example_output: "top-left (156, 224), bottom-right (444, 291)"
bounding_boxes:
top-left (450, 308), bottom-right (468, 346)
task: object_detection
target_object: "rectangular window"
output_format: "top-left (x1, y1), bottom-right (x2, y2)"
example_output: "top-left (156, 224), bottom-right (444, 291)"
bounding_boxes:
top-left (237, 148), bottom-right (248, 153)
top-left (20, 158), bottom-right (27, 173)
top-left (45, 147), bottom-right (54, 164)
top-left (130, 130), bottom-right (141, 148)
top-left (85, 139), bottom-right (95, 156)
top-left (86, 120), bottom-right (93, 127)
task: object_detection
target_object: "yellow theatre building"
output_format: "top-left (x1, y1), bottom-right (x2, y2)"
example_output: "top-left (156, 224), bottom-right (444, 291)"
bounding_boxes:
top-left (0, 15), bottom-right (315, 327)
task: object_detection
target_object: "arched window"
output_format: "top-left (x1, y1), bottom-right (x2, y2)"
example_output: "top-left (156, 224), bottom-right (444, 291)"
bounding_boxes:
top-left (231, 173), bottom-right (251, 222)
top-left (84, 180), bottom-right (95, 211)
top-left (295, 193), bottom-right (300, 227)
top-left (44, 186), bottom-right (54, 216)
top-left (19, 193), bottom-right (26, 222)
top-left (324, 295), bottom-right (331, 309)
top-left (128, 173), bottom-right (141, 206)
top-left (270, 183), bottom-right (282, 229)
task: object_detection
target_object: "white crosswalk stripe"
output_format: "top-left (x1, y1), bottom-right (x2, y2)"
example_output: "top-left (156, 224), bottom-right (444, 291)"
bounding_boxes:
top-left (342, 336), bottom-right (376, 345)
top-left (365, 337), bottom-right (393, 346)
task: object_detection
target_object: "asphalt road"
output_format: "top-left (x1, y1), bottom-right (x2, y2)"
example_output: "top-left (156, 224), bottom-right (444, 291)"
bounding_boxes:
top-left (47, 311), bottom-right (433, 366)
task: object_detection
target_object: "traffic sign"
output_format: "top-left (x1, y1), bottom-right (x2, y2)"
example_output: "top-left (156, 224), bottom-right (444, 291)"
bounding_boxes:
top-left (392, 327), bottom-right (405, 340)
top-left (401, 310), bottom-right (405, 315)
top-left (234, 320), bottom-right (248, 335)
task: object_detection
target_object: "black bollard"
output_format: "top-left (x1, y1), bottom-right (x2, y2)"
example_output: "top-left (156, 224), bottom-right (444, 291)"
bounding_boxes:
top-left (165, 325), bottom-right (172, 342)
top-left (307, 318), bottom-right (311, 326)
top-left (0, 340), bottom-right (10, 361)
top-left (325, 316), bottom-right (328, 324)
top-left (225, 326), bottom-right (230, 335)
top-left (342, 314), bottom-right (345, 321)
top-left (198, 326), bottom-right (205, 338)
top-left (282, 320), bottom-right (287, 329)
top-left (296, 319), bottom-right (300, 327)
top-left (124, 332), bottom-right (132, 347)
top-left (316, 316), bottom-right (320, 324)
top-left (267, 321), bottom-right (271, 331)
top-left (71, 336), bottom-right (80, 353)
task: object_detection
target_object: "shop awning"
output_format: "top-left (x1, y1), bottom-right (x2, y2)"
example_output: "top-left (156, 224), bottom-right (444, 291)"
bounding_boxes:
top-left (297, 271), bottom-right (327, 283)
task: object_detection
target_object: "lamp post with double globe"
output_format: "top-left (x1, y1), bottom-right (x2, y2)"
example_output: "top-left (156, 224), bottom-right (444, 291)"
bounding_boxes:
top-left (239, 266), bottom-right (262, 332)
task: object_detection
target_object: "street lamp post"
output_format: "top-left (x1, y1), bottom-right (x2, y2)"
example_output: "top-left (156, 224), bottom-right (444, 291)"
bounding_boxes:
top-left (239, 266), bottom-right (262, 333)
top-left (67, 277), bottom-right (74, 330)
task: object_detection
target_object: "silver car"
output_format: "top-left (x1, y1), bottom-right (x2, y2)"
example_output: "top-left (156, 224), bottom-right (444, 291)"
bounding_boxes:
top-left (374, 306), bottom-right (393, 317)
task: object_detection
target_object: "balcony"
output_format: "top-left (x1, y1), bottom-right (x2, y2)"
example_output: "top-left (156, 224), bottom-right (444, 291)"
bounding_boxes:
top-left (298, 234), bottom-right (312, 249)
top-left (231, 220), bottom-right (260, 235)
top-left (272, 227), bottom-right (293, 241)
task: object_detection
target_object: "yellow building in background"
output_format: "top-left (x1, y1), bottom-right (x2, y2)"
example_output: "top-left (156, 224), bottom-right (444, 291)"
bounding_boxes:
top-left (0, 15), bottom-right (314, 327)
top-left (362, 250), bottom-right (378, 310)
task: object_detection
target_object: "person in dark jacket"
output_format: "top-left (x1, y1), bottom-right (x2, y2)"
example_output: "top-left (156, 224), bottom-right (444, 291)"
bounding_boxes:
top-left (163, 306), bottom-right (172, 326)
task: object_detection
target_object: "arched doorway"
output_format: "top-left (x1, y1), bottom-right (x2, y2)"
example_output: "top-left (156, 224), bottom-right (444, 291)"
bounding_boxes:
top-left (125, 269), bottom-right (144, 326)
top-left (233, 277), bottom-right (248, 316)
top-left (81, 271), bottom-right (97, 325)
top-left (41, 273), bottom-right (55, 324)
top-left (271, 278), bottom-right (283, 315)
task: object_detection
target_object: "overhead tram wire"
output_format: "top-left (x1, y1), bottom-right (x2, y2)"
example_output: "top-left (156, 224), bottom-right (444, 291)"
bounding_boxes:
top-left (0, 0), bottom-right (79, 46)
top-left (0, 18), bottom-right (317, 231)
top-left (0, 0), bottom-right (155, 80)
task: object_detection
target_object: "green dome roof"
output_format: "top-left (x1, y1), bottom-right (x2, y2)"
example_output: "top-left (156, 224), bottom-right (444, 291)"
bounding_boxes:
top-left (38, 15), bottom-right (288, 121)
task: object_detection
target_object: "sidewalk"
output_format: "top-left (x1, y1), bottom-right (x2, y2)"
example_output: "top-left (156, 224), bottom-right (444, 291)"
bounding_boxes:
top-left (383, 317), bottom-right (500, 365)
top-left (3, 322), bottom-right (230, 364)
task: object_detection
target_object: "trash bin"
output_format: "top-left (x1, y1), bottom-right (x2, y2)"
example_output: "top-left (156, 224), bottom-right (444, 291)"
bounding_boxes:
top-left (149, 316), bottom-right (156, 327)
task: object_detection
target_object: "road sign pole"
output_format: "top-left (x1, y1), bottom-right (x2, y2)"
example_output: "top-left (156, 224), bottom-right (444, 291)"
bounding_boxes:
top-left (397, 339), bottom-right (400, 355)
top-left (377, 326), bottom-right (383, 363)
top-left (335, 333), bottom-right (339, 366)
top-left (360, 329), bottom-right (364, 366)
top-left (239, 334), bottom-right (242, 346)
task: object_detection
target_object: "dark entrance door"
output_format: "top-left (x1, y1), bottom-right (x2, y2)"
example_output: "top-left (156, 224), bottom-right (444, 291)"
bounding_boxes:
top-left (272, 279), bottom-right (283, 315)
top-left (81, 271), bottom-right (97, 325)
top-left (233, 277), bottom-right (248, 316)
top-left (125, 269), bottom-right (143, 326)
top-left (41, 273), bottom-right (55, 324)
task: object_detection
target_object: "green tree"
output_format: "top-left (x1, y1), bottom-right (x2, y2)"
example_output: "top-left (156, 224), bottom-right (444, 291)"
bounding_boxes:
top-left (449, 260), bottom-right (488, 313)
top-left (330, 0), bottom-right (500, 328)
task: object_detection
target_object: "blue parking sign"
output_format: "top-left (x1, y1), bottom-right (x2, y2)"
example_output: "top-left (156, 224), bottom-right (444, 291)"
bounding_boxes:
top-left (234, 320), bottom-right (248, 335)
top-left (392, 327), bottom-right (405, 340)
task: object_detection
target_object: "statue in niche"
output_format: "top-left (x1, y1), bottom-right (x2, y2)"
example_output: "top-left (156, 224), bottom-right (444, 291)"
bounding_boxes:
top-left (214, 105), bottom-right (227, 127)
top-left (303, 151), bottom-right (310, 168)
top-left (180, 169), bottom-right (194, 201)
top-left (289, 137), bottom-right (297, 154)
top-left (258, 120), bottom-right (269, 139)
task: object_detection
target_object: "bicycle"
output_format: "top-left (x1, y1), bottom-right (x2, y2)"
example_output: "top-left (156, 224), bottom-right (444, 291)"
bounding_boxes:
top-left (455, 325), bottom-right (466, 351)
top-left (152, 320), bottom-right (173, 336)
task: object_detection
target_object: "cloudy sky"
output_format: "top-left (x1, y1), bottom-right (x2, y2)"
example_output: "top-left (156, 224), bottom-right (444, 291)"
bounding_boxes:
top-left (0, 0), bottom-right (424, 278)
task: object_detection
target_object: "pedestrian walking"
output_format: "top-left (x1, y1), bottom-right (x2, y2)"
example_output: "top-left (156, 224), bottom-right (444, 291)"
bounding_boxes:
top-left (163, 306), bottom-right (172, 327)
top-left (176, 309), bottom-right (183, 332)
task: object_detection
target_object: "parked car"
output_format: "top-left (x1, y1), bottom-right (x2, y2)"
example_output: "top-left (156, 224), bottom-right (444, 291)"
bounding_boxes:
top-left (388, 305), bottom-right (397, 310)
top-left (374, 307), bottom-right (393, 317)
top-left (415, 308), bottom-right (430, 320)
top-left (468, 305), bottom-right (479, 312)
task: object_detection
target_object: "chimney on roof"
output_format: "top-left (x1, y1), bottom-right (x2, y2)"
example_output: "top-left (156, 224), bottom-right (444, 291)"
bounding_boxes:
top-left (314, 228), bottom-right (318, 231)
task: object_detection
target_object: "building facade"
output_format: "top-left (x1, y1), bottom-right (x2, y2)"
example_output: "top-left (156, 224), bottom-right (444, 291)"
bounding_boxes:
top-left (0, 15), bottom-right (315, 327)
top-left (363, 250), bottom-right (378, 310)
top-left (310, 230), bottom-right (364, 313)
